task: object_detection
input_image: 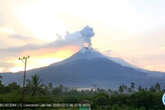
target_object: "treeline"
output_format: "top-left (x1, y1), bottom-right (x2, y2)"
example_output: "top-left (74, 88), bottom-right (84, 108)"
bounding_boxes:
top-left (0, 74), bottom-right (164, 110)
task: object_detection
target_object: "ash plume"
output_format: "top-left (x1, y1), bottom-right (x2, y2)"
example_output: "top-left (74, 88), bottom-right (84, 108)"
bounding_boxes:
top-left (80, 26), bottom-right (95, 47)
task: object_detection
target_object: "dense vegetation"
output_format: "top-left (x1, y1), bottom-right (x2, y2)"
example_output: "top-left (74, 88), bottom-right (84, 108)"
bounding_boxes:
top-left (0, 74), bottom-right (164, 110)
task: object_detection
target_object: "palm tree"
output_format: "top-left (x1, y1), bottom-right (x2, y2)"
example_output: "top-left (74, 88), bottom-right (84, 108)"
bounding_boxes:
top-left (26, 74), bottom-right (45, 96)
top-left (155, 83), bottom-right (160, 92)
top-left (131, 82), bottom-right (135, 89)
top-left (130, 82), bottom-right (135, 92)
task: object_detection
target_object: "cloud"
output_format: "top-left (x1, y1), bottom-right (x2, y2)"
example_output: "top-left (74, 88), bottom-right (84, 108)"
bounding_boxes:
top-left (9, 34), bottom-right (34, 41)
top-left (0, 27), bottom-right (38, 49)
top-left (0, 25), bottom-right (95, 57)
top-left (0, 26), bottom-right (94, 71)
top-left (52, 25), bottom-right (95, 47)
top-left (0, 25), bottom-right (95, 72)
top-left (0, 62), bottom-right (14, 68)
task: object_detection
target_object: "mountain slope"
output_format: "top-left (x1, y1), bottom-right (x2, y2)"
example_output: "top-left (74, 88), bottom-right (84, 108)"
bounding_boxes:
top-left (1, 47), bottom-right (165, 88)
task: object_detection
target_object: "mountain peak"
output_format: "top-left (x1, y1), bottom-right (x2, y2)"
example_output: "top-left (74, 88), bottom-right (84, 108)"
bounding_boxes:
top-left (73, 47), bottom-right (105, 59)
top-left (52, 47), bottom-right (144, 71)
top-left (50, 47), bottom-right (106, 66)
top-left (79, 47), bottom-right (94, 54)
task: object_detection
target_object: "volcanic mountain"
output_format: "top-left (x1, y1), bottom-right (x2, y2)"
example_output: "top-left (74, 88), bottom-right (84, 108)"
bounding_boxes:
top-left (1, 47), bottom-right (165, 88)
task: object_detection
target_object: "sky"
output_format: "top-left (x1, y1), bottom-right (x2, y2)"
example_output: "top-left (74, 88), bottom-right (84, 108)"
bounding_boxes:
top-left (0, 0), bottom-right (165, 72)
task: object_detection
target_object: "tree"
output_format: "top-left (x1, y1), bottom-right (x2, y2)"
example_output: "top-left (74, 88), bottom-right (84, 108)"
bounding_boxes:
top-left (138, 85), bottom-right (143, 91)
top-left (26, 74), bottom-right (45, 96)
top-left (112, 104), bottom-right (120, 110)
top-left (94, 93), bottom-right (109, 106)
top-left (155, 83), bottom-right (160, 92)
top-left (131, 82), bottom-right (135, 90)
top-left (108, 89), bottom-right (113, 95)
top-left (119, 84), bottom-right (128, 93)
top-left (7, 82), bottom-right (20, 92)
top-left (149, 86), bottom-right (156, 92)
top-left (52, 84), bottom-right (64, 95)
top-left (45, 82), bottom-right (53, 95)
top-left (48, 82), bottom-right (53, 89)
top-left (119, 85), bottom-right (124, 93)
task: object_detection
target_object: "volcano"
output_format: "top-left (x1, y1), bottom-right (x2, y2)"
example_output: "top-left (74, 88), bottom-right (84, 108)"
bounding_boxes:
top-left (1, 47), bottom-right (165, 88)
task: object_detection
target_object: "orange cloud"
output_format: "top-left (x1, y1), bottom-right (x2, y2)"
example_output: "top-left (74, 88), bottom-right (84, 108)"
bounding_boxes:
top-left (7, 45), bottom-right (81, 72)
top-left (21, 45), bottom-right (80, 59)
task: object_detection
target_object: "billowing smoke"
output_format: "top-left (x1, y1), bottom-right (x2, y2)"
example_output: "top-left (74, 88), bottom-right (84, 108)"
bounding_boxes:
top-left (0, 26), bottom-right (95, 58)
top-left (61, 25), bottom-right (95, 48)
top-left (0, 25), bottom-right (95, 72)
top-left (80, 26), bottom-right (95, 47)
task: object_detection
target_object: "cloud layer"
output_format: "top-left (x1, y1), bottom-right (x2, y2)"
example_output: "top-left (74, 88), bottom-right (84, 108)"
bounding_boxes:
top-left (0, 26), bottom-right (95, 56)
top-left (0, 26), bottom-right (95, 72)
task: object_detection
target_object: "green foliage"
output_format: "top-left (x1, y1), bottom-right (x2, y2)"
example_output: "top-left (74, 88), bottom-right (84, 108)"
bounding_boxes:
top-left (0, 74), bottom-right (164, 110)
top-left (93, 93), bottom-right (109, 106)
top-left (25, 74), bottom-right (46, 96)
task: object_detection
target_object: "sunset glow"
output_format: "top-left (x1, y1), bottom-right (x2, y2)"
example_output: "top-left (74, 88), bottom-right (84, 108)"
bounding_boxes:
top-left (0, 0), bottom-right (165, 72)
